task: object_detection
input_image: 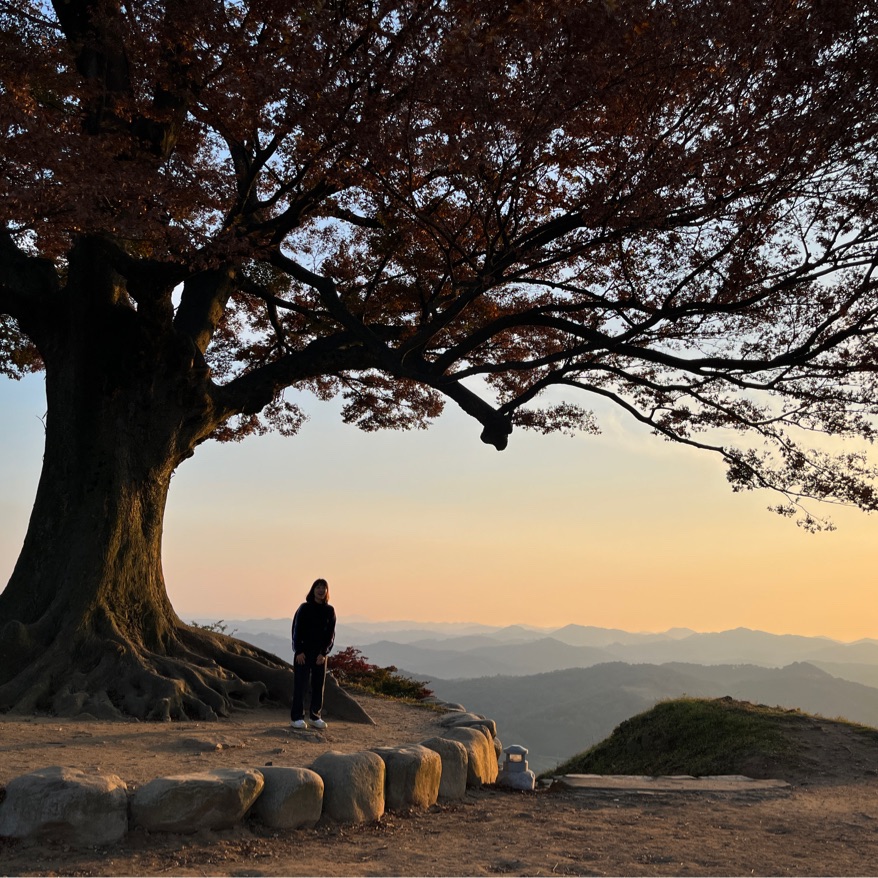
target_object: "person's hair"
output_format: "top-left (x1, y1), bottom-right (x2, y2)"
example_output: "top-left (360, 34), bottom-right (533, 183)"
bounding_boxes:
top-left (306, 578), bottom-right (330, 604)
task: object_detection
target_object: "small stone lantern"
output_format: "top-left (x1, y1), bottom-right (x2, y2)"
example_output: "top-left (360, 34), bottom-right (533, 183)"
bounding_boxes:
top-left (497, 744), bottom-right (535, 790)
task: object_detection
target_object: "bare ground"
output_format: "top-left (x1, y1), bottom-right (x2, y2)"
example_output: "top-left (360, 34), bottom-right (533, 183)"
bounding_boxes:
top-left (1, 696), bottom-right (877, 876)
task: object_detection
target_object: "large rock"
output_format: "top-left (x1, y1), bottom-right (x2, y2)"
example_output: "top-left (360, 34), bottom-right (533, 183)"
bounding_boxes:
top-left (250, 766), bottom-right (323, 829)
top-left (449, 717), bottom-right (498, 739)
top-left (437, 711), bottom-right (485, 727)
top-left (419, 736), bottom-right (468, 801)
top-left (371, 745), bottom-right (441, 811)
top-left (442, 726), bottom-right (499, 786)
top-left (422, 698), bottom-right (466, 712)
top-left (0, 766), bottom-right (128, 846)
top-left (311, 750), bottom-right (385, 824)
top-left (324, 675), bottom-right (376, 724)
top-left (130, 768), bottom-right (264, 832)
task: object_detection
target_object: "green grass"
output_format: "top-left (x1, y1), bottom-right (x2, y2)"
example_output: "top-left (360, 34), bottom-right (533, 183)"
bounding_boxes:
top-left (541, 697), bottom-right (797, 779)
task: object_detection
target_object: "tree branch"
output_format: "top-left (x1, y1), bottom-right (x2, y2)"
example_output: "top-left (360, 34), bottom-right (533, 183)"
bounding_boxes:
top-left (213, 333), bottom-right (378, 417)
top-left (0, 230), bottom-right (61, 326)
top-left (173, 268), bottom-right (235, 357)
top-left (0, 229), bottom-right (61, 347)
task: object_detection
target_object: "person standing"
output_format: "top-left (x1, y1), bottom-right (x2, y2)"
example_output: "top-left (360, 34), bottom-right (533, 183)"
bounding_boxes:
top-left (290, 578), bottom-right (336, 729)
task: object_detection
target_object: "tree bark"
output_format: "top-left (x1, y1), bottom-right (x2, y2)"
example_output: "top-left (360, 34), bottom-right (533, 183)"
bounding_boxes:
top-left (0, 287), bottom-right (295, 720)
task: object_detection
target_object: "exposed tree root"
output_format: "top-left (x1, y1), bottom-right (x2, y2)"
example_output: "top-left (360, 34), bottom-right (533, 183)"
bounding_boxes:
top-left (0, 619), bottom-right (293, 721)
top-left (0, 618), bottom-right (374, 723)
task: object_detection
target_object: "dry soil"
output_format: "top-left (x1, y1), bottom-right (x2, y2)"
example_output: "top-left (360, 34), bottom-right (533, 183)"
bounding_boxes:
top-left (1, 695), bottom-right (877, 876)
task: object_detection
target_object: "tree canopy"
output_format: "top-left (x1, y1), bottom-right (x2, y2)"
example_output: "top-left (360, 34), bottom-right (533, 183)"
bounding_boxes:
top-left (1, 0), bottom-right (878, 719)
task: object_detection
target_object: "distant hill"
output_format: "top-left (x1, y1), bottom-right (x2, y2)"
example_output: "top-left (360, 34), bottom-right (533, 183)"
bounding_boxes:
top-left (344, 626), bottom-right (878, 681)
top-left (218, 619), bottom-right (878, 686)
top-left (216, 618), bottom-right (878, 690)
top-left (344, 637), bottom-right (612, 678)
top-left (810, 661), bottom-right (878, 689)
top-left (598, 628), bottom-right (873, 666)
top-left (550, 624), bottom-right (697, 647)
top-left (340, 636), bottom-right (878, 687)
top-left (427, 662), bottom-right (878, 772)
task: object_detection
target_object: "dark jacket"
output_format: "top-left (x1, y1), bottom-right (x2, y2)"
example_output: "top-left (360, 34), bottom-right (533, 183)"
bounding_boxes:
top-left (291, 600), bottom-right (336, 659)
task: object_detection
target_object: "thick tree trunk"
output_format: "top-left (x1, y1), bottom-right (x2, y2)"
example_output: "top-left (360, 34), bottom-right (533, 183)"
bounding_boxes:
top-left (0, 299), bottom-right (295, 720)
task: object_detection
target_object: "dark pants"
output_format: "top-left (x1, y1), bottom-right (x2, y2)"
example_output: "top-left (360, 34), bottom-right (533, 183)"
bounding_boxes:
top-left (291, 657), bottom-right (327, 721)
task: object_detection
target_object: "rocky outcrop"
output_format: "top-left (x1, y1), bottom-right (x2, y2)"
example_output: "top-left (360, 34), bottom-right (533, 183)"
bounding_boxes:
top-left (130, 769), bottom-right (264, 832)
top-left (324, 675), bottom-right (376, 724)
top-left (310, 750), bottom-right (386, 824)
top-left (250, 766), bottom-right (324, 829)
top-left (441, 725), bottom-right (499, 786)
top-left (438, 711), bottom-right (485, 727)
top-left (493, 734), bottom-right (503, 761)
top-left (424, 698), bottom-right (466, 712)
top-left (371, 744), bottom-right (442, 811)
top-left (442, 715), bottom-right (498, 739)
top-left (0, 766), bottom-right (129, 846)
top-left (419, 736), bottom-right (468, 801)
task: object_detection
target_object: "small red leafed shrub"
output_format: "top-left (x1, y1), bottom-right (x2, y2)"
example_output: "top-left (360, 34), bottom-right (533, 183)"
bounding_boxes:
top-left (331, 646), bottom-right (433, 701)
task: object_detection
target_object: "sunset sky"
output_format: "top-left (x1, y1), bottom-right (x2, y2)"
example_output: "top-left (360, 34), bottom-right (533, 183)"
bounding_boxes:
top-left (1, 373), bottom-right (875, 642)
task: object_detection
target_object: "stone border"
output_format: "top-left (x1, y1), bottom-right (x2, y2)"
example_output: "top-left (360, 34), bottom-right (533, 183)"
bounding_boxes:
top-left (0, 703), bottom-right (513, 846)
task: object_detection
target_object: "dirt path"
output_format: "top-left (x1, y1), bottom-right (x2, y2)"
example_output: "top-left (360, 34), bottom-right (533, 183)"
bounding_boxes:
top-left (1, 700), bottom-right (877, 876)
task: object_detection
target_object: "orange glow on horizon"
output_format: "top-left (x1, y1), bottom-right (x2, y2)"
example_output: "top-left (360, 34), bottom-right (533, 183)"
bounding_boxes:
top-left (2, 377), bottom-right (876, 644)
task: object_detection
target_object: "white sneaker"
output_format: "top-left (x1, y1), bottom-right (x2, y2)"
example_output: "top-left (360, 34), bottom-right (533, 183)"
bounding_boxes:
top-left (290, 719), bottom-right (307, 729)
top-left (308, 718), bottom-right (328, 730)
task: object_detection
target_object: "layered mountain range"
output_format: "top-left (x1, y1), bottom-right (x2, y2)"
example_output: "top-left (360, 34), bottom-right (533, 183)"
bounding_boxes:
top-left (205, 618), bottom-right (878, 772)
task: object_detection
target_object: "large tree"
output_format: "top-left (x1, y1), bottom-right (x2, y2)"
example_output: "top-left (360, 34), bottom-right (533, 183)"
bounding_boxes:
top-left (2, 0), bottom-right (878, 719)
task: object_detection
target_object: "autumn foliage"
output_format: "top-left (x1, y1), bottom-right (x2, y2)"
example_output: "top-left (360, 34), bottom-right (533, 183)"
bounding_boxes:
top-left (330, 646), bottom-right (434, 702)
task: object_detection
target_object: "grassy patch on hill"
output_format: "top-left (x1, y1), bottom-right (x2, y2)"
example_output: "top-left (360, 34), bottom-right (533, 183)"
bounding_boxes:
top-left (542, 696), bottom-right (801, 779)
